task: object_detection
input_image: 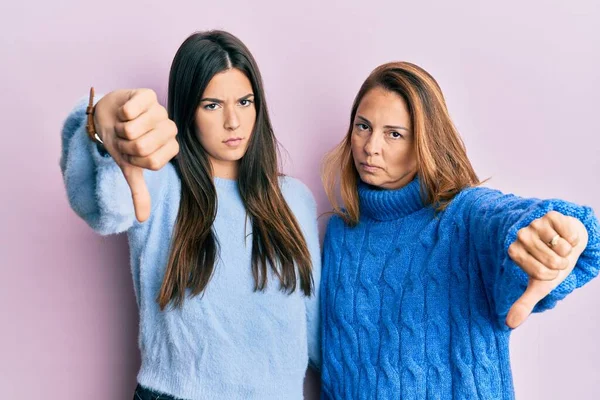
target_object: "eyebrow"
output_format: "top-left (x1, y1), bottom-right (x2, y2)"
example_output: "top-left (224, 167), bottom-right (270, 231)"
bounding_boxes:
top-left (356, 115), bottom-right (410, 132)
top-left (199, 93), bottom-right (255, 103)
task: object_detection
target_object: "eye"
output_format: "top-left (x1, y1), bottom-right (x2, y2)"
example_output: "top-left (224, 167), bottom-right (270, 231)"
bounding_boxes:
top-left (389, 131), bottom-right (404, 139)
top-left (355, 123), bottom-right (370, 131)
top-left (239, 99), bottom-right (253, 107)
top-left (203, 103), bottom-right (220, 111)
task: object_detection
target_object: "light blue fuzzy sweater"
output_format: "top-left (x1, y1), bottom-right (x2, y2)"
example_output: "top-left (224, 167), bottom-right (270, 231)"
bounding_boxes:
top-left (60, 98), bottom-right (321, 400)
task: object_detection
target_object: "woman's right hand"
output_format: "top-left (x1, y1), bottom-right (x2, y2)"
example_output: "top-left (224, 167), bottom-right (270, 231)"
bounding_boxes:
top-left (94, 89), bottom-right (179, 223)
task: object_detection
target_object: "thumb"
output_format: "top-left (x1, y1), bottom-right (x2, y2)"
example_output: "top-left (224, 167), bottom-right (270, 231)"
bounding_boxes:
top-left (506, 279), bottom-right (550, 329)
top-left (121, 163), bottom-right (151, 222)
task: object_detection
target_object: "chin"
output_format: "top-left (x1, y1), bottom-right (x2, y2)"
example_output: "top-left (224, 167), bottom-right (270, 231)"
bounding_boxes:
top-left (358, 173), bottom-right (382, 188)
top-left (217, 149), bottom-right (247, 162)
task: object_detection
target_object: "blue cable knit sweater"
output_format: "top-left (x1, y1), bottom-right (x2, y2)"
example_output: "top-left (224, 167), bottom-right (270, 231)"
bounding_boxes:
top-left (321, 177), bottom-right (600, 399)
top-left (60, 98), bottom-right (321, 400)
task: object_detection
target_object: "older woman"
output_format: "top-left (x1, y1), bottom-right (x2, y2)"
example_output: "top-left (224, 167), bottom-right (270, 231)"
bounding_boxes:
top-left (320, 61), bottom-right (599, 399)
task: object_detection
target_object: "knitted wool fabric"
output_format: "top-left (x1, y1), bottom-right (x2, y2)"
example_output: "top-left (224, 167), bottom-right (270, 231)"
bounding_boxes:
top-left (321, 177), bottom-right (599, 399)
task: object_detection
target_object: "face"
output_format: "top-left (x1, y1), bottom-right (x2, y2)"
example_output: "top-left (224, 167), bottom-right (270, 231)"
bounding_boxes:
top-left (195, 68), bottom-right (256, 179)
top-left (351, 86), bottom-right (416, 190)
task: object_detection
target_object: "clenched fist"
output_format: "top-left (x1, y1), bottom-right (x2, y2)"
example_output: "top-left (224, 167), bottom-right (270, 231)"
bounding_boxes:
top-left (506, 211), bottom-right (589, 328)
top-left (94, 89), bottom-right (179, 222)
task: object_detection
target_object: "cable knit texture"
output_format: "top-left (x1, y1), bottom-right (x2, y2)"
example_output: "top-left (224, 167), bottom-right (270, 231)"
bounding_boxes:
top-left (321, 177), bottom-right (600, 399)
top-left (60, 97), bottom-right (321, 400)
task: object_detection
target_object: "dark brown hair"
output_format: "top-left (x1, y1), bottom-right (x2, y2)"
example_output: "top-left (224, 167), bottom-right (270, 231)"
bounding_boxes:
top-left (159, 30), bottom-right (313, 309)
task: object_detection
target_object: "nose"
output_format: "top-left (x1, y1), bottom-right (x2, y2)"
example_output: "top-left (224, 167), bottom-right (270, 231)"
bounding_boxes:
top-left (224, 105), bottom-right (240, 131)
top-left (364, 132), bottom-right (382, 156)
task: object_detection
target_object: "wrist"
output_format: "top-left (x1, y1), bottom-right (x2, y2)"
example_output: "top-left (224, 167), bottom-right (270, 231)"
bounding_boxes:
top-left (85, 87), bottom-right (103, 143)
top-left (92, 113), bottom-right (107, 144)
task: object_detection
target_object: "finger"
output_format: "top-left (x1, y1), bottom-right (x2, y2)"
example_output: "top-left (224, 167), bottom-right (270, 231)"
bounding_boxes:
top-left (116, 119), bottom-right (177, 157)
top-left (529, 216), bottom-right (573, 258)
top-left (117, 89), bottom-right (158, 122)
top-left (506, 279), bottom-right (551, 329)
top-left (545, 211), bottom-right (580, 247)
top-left (115, 103), bottom-right (169, 141)
top-left (126, 137), bottom-right (179, 171)
top-left (546, 236), bottom-right (573, 258)
top-left (508, 241), bottom-right (560, 281)
top-left (524, 234), bottom-right (570, 271)
top-left (121, 164), bottom-right (151, 223)
top-left (115, 103), bottom-right (170, 141)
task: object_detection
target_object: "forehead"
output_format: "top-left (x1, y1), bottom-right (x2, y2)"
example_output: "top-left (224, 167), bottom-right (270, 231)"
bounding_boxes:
top-left (356, 86), bottom-right (410, 126)
top-left (203, 68), bottom-right (253, 97)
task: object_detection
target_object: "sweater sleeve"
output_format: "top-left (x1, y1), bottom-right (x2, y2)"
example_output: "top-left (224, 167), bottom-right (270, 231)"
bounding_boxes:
top-left (60, 95), bottom-right (174, 235)
top-left (281, 177), bottom-right (322, 371)
top-left (456, 187), bottom-right (600, 328)
top-left (305, 199), bottom-right (322, 371)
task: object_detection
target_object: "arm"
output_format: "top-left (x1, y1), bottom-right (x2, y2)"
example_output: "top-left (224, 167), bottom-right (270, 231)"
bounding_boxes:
top-left (456, 187), bottom-right (600, 327)
top-left (304, 199), bottom-right (322, 371)
top-left (60, 89), bottom-right (178, 235)
top-left (281, 177), bottom-right (322, 370)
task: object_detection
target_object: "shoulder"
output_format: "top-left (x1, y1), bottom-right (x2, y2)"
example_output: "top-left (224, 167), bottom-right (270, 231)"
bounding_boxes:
top-left (325, 213), bottom-right (345, 234)
top-left (445, 185), bottom-right (504, 214)
top-left (278, 176), bottom-right (318, 233)
top-left (279, 175), bottom-right (317, 215)
top-left (319, 213), bottom-right (347, 252)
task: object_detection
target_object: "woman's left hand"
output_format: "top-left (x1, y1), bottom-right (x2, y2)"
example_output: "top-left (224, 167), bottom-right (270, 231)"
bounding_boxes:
top-left (506, 211), bottom-right (588, 328)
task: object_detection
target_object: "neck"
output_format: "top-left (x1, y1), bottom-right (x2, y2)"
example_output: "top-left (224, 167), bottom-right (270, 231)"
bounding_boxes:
top-left (358, 175), bottom-right (425, 221)
top-left (210, 158), bottom-right (239, 180)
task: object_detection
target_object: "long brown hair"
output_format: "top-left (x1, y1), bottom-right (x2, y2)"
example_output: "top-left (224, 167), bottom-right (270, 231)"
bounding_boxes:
top-left (323, 61), bottom-right (480, 226)
top-left (158, 31), bottom-right (313, 310)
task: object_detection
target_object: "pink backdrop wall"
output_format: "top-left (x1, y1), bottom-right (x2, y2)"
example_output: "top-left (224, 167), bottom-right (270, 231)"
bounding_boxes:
top-left (2, 0), bottom-right (599, 398)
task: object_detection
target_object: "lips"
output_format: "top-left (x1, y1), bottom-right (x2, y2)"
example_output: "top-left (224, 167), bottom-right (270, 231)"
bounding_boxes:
top-left (362, 163), bottom-right (380, 168)
top-left (223, 137), bottom-right (244, 148)
top-left (360, 162), bottom-right (381, 173)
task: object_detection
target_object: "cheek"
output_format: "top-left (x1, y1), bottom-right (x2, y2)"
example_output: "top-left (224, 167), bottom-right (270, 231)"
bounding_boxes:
top-left (243, 108), bottom-right (257, 135)
top-left (195, 109), bottom-right (220, 132)
top-left (389, 145), bottom-right (416, 170)
top-left (195, 117), bottom-right (221, 148)
top-left (350, 134), bottom-right (363, 158)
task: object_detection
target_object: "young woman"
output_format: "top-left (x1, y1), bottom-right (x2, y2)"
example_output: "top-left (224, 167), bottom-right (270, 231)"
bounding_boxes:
top-left (320, 61), bottom-right (599, 399)
top-left (60, 30), bottom-right (320, 400)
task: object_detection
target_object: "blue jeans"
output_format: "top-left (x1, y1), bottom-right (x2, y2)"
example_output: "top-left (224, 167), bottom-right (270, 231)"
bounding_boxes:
top-left (133, 384), bottom-right (183, 400)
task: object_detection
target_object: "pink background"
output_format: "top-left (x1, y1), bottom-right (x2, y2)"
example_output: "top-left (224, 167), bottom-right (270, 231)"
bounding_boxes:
top-left (2, 0), bottom-right (599, 398)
